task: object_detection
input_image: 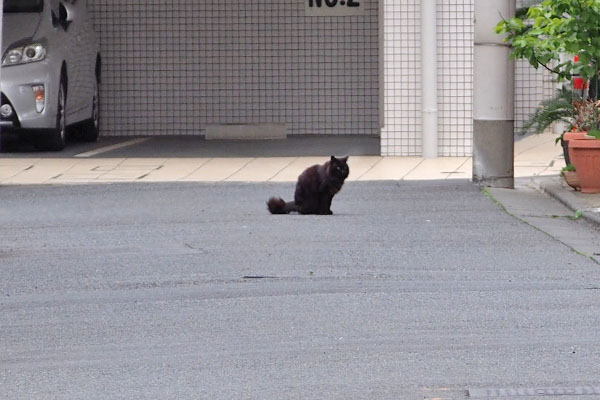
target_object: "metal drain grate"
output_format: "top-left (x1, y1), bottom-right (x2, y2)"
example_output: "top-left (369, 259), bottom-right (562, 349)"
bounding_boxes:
top-left (469, 387), bottom-right (600, 398)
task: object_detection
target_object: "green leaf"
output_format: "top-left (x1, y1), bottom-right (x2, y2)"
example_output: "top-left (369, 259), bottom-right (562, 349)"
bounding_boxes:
top-left (495, 0), bottom-right (600, 96)
top-left (587, 129), bottom-right (600, 139)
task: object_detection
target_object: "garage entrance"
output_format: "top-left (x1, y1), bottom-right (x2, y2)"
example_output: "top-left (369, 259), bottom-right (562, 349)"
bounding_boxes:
top-left (90, 0), bottom-right (380, 139)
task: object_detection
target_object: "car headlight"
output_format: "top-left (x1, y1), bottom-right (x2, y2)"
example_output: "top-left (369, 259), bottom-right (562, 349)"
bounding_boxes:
top-left (2, 42), bottom-right (47, 66)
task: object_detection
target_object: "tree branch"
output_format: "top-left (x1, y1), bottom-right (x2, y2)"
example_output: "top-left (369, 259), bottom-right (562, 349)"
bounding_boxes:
top-left (534, 56), bottom-right (563, 76)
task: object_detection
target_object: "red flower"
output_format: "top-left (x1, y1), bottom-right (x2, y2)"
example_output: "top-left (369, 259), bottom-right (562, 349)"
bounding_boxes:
top-left (573, 77), bottom-right (588, 89)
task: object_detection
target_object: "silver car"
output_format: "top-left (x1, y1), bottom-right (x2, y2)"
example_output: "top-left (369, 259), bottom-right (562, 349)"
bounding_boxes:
top-left (1, 0), bottom-right (100, 150)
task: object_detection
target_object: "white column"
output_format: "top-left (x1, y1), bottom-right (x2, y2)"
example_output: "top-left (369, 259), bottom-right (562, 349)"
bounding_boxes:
top-left (472, 0), bottom-right (515, 188)
top-left (421, 0), bottom-right (438, 158)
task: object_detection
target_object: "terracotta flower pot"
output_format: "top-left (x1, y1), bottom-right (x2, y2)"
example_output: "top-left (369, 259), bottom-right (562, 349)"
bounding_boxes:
top-left (569, 138), bottom-right (600, 193)
top-left (561, 170), bottom-right (581, 191)
top-left (563, 131), bottom-right (589, 164)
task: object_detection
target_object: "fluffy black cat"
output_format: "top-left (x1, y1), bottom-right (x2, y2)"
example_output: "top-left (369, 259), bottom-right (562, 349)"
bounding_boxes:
top-left (267, 156), bottom-right (349, 215)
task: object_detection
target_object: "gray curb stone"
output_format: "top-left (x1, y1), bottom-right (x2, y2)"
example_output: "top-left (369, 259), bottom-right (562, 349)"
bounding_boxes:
top-left (531, 175), bottom-right (600, 226)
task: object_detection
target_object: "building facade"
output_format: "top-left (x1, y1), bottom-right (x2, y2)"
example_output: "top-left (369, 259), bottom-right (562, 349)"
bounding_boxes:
top-left (88, 0), bottom-right (550, 156)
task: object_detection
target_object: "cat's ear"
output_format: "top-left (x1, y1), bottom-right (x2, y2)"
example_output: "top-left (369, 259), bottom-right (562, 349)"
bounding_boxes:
top-left (330, 155), bottom-right (337, 162)
top-left (339, 156), bottom-right (348, 163)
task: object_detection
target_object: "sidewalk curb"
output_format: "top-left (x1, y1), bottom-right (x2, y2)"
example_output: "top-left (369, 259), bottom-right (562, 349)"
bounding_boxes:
top-left (530, 175), bottom-right (600, 226)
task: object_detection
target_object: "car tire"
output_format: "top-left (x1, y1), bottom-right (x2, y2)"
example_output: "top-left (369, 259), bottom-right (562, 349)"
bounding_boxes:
top-left (80, 76), bottom-right (100, 142)
top-left (38, 77), bottom-right (67, 151)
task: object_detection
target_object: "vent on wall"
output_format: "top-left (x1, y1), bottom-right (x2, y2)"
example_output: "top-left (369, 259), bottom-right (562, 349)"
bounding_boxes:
top-left (204, 123), bottom-right (286, 140)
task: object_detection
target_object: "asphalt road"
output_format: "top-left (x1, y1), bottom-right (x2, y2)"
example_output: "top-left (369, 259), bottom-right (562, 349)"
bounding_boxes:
top-left (1, 180), bottom-right (600, 399)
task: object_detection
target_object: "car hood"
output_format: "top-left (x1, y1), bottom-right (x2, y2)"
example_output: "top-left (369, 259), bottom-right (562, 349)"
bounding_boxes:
top-left (2, 13), bottom-right (42, 55)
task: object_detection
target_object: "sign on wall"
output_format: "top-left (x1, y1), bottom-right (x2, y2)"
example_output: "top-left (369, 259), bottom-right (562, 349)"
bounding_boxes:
top-left (305, 0), bottom-right (368, 16)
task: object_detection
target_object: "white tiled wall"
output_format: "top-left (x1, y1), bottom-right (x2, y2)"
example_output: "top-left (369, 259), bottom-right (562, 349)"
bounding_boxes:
top-left (381, 0), bottom-right (474, 157)
top-left (88, 0), bottom-right (380, 137)
top-left (380, 0), bottom-right (422, 156)
top-left (514, 60), bottom-right (556, 135)
top-left (436, 0), bottom-right (474, 156)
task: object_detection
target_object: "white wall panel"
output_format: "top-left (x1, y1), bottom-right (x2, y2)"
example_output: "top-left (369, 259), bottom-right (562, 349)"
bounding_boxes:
top-left (381, 0), bottom-right (474, 157)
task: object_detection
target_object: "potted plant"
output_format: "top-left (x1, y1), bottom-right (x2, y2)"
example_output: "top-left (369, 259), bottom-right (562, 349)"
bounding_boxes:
top-left (497, 0), bottom-right (600, 187)
top-left (560, 164), bottom-right (580, 191)
top-left (568, 130), bottom-right (600, 193)
top-left (563, 97), bottom-right (600, 163)
top-left (519, 87), bottom-right (589, 165)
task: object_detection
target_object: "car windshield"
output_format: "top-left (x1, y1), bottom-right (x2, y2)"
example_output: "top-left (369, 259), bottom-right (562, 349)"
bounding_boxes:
top-left (4, 0), bottom-right (43, 13)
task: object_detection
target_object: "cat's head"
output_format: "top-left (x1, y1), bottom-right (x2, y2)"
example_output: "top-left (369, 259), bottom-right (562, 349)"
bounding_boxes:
top-left (329, 155), bottom-right (349, 179)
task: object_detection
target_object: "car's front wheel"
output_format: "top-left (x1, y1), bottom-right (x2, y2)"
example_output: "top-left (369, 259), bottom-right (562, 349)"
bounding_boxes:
top-left (38, 78), bottom-right (67, 151)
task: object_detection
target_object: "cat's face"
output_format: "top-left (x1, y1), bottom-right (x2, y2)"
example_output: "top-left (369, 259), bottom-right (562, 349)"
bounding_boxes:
top-left (330, 156), bottom-right (349, 179)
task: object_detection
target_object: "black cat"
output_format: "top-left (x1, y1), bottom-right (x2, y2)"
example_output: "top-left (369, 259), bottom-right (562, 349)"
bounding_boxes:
top-left (267, 156), bottom-right (349, 215)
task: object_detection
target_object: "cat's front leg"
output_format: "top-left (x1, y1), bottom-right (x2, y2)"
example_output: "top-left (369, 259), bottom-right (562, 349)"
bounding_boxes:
top-left (318, 194), bottom-right (333, 215)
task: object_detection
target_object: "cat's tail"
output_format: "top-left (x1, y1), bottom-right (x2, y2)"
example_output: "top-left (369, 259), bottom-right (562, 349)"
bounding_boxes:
top-left (267, 197), bottom-right (297, 214)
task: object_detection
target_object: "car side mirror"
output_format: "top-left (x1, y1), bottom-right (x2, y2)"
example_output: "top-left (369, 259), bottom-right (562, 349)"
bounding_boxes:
top-left (58, 2), bottom-right (75, 29)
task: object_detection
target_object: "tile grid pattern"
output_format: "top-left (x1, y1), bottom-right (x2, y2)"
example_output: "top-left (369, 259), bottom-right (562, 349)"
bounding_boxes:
top-left (514, 0), bottom-right (557, 136)
top-left (380, 0), bottom-right (422, 156)
top-left (88, 0), bottom-right (380, 137)
top-left (436, 0), bottom-right (474, 157)
top-left (381, 0), bottom-right (474, 157)
top-left (514, 60), bottom-right (557, 135)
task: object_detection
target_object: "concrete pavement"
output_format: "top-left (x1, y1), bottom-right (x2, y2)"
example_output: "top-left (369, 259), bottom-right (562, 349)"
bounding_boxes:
top-left (0, 132), bottom-right (563, 184)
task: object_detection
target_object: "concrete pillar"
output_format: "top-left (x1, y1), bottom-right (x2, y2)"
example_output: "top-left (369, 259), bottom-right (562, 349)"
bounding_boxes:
top-left (421, 0), bottom-right (438, 158)
top-left (473, 0), bottom-right (515, 188)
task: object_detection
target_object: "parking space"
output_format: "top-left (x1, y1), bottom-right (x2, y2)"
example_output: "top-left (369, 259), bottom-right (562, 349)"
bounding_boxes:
top-left (1, 135), bottom-right (380, 159)
top-left (0, 135), bottom-right (133, 158)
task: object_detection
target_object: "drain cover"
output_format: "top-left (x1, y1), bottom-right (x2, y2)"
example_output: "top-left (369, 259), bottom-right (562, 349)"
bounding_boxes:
top-left (469, 387), bottom-right (600, 397)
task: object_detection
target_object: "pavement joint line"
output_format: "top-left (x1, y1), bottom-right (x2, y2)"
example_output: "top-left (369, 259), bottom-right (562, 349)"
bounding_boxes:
top-left (0, 164), bottom-right (34, 182)
top-left (222, 158), bottom-right (256, 181)
top-left (96, 163), bottom-right (114, 181)
top-left (179, 158), bottom-right (213, 181)
top-left (267, 157), bottom-right (298, 182)
top-left (97, 157), bottom-right (133, 181)
top-left (515, 143), bottom-right (553, 156)
top-left (54, 158), bottom-right (97, 181)
top-left (514, 136), bottom-right (556, 155)
top-left (402, 158), bottom-right (425, 180)
top-left (454, 157), bottom-right (471, 176)
top-left (73, 138), bottom-right (150, 158)
top-left (355, 156), bottom-right (383, 180)
top-left (443, 170), bottom-right (455, 179)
